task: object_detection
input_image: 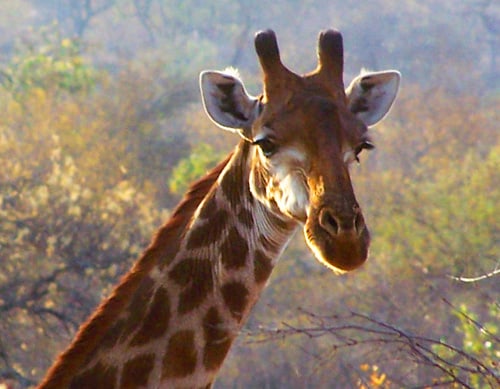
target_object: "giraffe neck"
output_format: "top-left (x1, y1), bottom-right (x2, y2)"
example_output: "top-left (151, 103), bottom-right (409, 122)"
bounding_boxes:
top-left (152, 140), bottom-right (297, 386)
top-left (38, 140), bottom-right (298, 389)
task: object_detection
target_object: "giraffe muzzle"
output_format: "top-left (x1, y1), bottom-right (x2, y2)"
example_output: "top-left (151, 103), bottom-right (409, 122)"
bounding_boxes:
top-left (305, 204), bottom-right (370, 272)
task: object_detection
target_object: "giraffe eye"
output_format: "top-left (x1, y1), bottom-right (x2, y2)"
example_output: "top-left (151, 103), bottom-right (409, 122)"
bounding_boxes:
top-left (253, 137), bottom-right (278, 157)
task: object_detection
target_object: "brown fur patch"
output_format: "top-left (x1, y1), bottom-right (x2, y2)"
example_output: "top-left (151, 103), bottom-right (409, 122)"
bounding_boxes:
top-left (220, 170), bottom-right (242, 209)
top-left (202, 307), bottom-right (233, 371)
top-left (186, 209), bottom-right (229, 250)
top-left (220, 227), bottom-right (248, 270)
top-left (177, 278), bottom-right (213, 315)
top-left (169, 257), bottom-right (195, 286)
top-left (130, 287), bottom-right (170, 346)
top-left (70, 362), bottom-right (117, 389)
top-left (170, 257), bottom-right (214, 315)
top-left (169, 257), bottom-right (210, 287)
top-left (162, 330), bottom-right (197, 378)
top-left (221, 282), bottom-right (249, 321)
top-left (100, 318), bottom-right (127, 350)
top-left (219, 143), bottom-right (250, 209)
top-left (120, 354), bottom-right (155, 388)
top-left (237, 208), bottom-right (254, 229)
top-left (198, 196), bottom-right (219, 220)
top-left (254, 249), bottom-right (274, 284)
top-left (120, 276), bottom-right (156, 339)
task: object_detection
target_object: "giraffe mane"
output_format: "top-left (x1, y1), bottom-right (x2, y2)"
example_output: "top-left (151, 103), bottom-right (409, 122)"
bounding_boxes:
top-left (38, 151), bottom-right (234, 389)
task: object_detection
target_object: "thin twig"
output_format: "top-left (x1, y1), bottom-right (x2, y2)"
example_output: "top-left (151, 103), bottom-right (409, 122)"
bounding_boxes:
top-left (447, 266), bottom-right (500, 283)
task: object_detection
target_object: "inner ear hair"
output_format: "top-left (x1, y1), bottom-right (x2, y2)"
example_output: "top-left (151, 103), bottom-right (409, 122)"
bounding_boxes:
top-left (350, 96), bottom-right (369, 114)
top-left (217, 83), bottom-right (248, 121)
top-left (360, 77), bottom-right (376, 91)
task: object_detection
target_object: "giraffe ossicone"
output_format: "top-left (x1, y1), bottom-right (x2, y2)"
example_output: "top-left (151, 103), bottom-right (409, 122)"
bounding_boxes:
top-left (38, 29), bottom-right (400, 388)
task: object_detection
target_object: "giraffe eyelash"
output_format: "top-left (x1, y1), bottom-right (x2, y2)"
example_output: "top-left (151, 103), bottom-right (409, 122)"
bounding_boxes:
top-left (252, 137), bottom-right (278, 157)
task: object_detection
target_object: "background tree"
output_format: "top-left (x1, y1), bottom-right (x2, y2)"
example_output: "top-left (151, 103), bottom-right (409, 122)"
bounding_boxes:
top-left (0, 1), bottom-right (498, 387)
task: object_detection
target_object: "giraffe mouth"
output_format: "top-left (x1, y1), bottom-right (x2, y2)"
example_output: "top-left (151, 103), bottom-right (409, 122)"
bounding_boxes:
top-left (303, 208), bottom-right (370, 272)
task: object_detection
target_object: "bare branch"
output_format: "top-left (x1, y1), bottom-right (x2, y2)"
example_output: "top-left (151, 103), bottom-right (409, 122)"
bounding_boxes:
top-left (448, 266), bottom-right (500, 283)
top-left (245, 308), bottom-right (500, 388)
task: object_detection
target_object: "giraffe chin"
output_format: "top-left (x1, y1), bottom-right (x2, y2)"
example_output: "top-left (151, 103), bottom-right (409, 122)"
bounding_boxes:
top-left (303, 220), bottom-right (370, 273)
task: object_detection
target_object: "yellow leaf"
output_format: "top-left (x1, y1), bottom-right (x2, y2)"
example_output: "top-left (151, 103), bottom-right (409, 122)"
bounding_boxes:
top-left (44, 299), bottom-right (55, 309)
top-left (360, 363), bottom-right (370, 372)
top-left (371, 372), bottom-right (386, 386)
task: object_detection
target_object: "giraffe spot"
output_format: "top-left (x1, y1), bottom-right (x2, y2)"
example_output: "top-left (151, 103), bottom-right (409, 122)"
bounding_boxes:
top-left (186, 209), bottom-right (228, 250)
top-left (162, 330), bottom-right (197, 378)
top-left (120, 353), bottom-right (155, 388)
top-left (154, 223), bottom-right (188, 271)
top-left (100, 318), bottom-right (127, 349)
top-left (202, 307), bottom-right (233, 371)
top-left (177, 276), bottom-right (213, 315)
top-left (169, 257), bottom-right (210, 287)
top-left (82, 321), bottom-right (125, 365)
top-left (198, 196), bottom-right (218, 220)
top-left (121, 276), bottom-right (156, 339)
top-left (220, 227), bottom-right (248, 270)
top-left (169, 257), bottom-right (196, 286)
top-left (220, 159), bottom-right (245, 210)
top-left (237, 208), bottom-right (254, 229)
top-left (254, 249), bottom-right (274, 284)
top-left (130, 287), bottom-right (170, 346)
top-left (70, 362), bottom-right (117, 389)
top-left (221, 282), bottom-right (249, 321)
top-left (170, 257), bottom-right (214, 315)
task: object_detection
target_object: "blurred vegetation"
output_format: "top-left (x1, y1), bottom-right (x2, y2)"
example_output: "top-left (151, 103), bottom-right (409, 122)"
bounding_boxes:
top-left (0, 0), bottom-right (498, 388)
top-left (168, 143), bottom-right (224, 196)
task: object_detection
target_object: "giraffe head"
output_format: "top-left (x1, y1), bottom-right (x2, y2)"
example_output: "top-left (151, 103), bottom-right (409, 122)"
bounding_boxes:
top-left (200, 29), bottom-right (400, 272)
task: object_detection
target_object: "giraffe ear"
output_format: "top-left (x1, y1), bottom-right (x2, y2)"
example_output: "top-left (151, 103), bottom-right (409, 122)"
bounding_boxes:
top-left (346, 70), bottom-right (401, 127)
top-left (200, 69), bottom-right (259, 138)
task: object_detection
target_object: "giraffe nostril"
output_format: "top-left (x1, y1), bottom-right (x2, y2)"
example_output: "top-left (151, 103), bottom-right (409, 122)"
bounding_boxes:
top-left (319, 208), bottom-right (340, 236)
top-left (319, 207), bottom-right (365, 236)
top-left (354, 212), bottom-right (365, 235)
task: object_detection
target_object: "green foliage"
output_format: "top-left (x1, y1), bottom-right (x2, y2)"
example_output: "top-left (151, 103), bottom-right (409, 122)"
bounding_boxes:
top-left (362, 89), bottom-right (499, 277)
top-left (458, 304), bottom-right (499, 362)
top-left (0, 24), bottom-right (193, 206)
top-left (431, 303), bottom-right (500, 388)
top-left (1, 24), bottom-right (96, 95)
top-left (168, 143), bottom-right (224, 196)
top-left (372, 146), bottom-right (499, 275)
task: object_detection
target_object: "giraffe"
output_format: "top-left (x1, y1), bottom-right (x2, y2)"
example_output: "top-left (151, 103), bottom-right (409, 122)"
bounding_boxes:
top-left (38, 29), bottom-right (400, 388)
